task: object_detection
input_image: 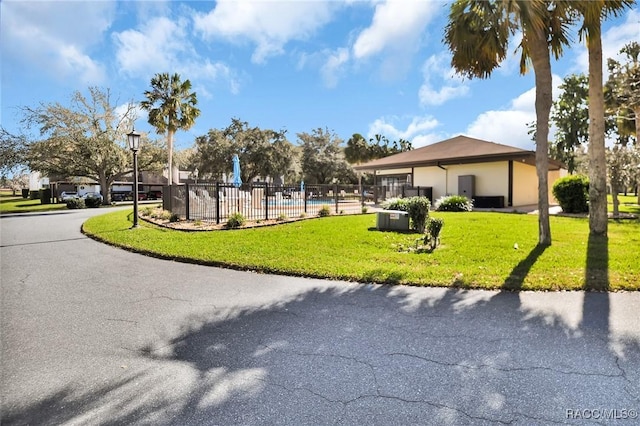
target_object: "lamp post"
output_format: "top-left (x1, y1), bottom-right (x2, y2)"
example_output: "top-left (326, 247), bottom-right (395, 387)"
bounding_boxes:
top-left (127, 128), bottom-right (141, 228)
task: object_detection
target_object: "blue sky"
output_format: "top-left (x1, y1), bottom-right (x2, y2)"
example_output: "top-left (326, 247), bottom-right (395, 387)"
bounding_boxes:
top-left (2, 1), bottom-right (639, 153)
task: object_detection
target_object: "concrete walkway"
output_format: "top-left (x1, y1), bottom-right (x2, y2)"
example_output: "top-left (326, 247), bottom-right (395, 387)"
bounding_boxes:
top-left (1, 209), bottom-right (639, 425)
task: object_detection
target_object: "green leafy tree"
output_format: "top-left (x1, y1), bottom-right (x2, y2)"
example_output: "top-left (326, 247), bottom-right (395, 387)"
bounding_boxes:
top-left (299, 128), bottom-right (352, 184)
top-left (444, 0), bottom-right (573, 246)
top-left (607, 144), bottom-right (639, 217)
top-left (550, 74), bottom-right (589, 173)
top-left (0, 127), bottom-right (28, 178)
top-left (344, 133), bottom-right (370, 164)
top-left (606, 41), bottom-right (640, 202)
top-left (141, 73), bottom-right (200, 186)
top-left (21, 87), bottom-right (165, 204)
top-left (572, 0), bottom-right (633, 236)
top-left (193, 118), bottom-right (294, 183)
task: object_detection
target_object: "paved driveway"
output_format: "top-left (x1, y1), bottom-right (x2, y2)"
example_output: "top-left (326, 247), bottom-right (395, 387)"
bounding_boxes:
top-left (1, 209), bottom-right (639, 425)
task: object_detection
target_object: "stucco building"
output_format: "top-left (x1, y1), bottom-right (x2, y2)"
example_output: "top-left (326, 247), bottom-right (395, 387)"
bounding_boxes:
top-left (354, 135), bottom-right (567, 208)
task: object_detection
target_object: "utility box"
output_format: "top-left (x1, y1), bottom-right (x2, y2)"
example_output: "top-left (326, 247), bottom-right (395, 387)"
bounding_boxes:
top-left (376, 210), bottom-right (409, 231)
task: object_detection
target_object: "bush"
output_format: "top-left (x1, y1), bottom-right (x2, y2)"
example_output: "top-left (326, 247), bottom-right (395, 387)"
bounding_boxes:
top-left (226, 212), bottom-right (246, 228)
top-left (66, 198), bottom-right (86, 209)
top-left (277, 213), bottom-right (288, 222)
top-left (318, 205), bottom-right (331, 217)
top-left (552, 174), bottom-right (589, 213)
top-left (382, 197), bottom-right (409, 211)
top-left (361, 206), bottom-right (369, 214)
top-left (382, 196), bottom-right (430, 233)
top-left (169, 213), bottom-right (180, 223)
top-left (424, 217), bottom-right (444, 251)
top-left (84, 197), bottom-right (101, 208)
top-left (434, 195), bottom-right (473, 212)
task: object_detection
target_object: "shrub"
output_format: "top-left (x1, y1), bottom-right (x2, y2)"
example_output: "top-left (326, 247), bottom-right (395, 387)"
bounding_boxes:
top-left (226, 212), bottom-right (246, 228)
top-left (382, 197), bottom-right (409, 211)
top-left (424, 217), bottom-right (444, 251)
top-left (552, 174), bottom-right (589, 213)
top-left (141, 206), bottom-right (155, 216)
top-left (361, 206), bottom-right (369, 214)
top-left (169, 213), bottom-right (180, 223)
top-left (299, 212), bottom-right (307, 218)
top-left (318, 205), bottom-right (331, 217)
top-left (384, 197), bottom-right (430, 233)
top-left (277, 213), bottom-right (288, 222)
top-left (405, 196), bottom-right (430, 233)
top-left (84, 197), bottom-right (101, 208)
top-left (66, 198), bottom-right (86, 209)
top-left (434, 195), bottom-right (473, 212)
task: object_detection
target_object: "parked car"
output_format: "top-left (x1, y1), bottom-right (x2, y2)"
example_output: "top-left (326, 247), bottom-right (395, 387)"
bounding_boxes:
top-left (138, 192), bottom-right (148, 201)
top-left (147, 190), bottom-right (162, 200)
top-left (60, 191), bottom-right (79, 202)
top-left (82, 192), bottom-right (103, 202)
top-left (111, 192), bottom-right (131, 202)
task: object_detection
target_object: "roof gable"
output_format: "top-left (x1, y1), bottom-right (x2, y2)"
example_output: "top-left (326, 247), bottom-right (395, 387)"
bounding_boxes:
top-left (354, 135), bottom-right (534, 170)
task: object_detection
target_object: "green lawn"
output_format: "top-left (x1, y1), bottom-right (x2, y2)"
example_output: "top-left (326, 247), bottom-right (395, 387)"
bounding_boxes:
top-left (83, 210), bottom-right (639, 291)
top-left (609, 194), bottom-right (640, 215)
top-left (0, 192), bottom-right (67, 214)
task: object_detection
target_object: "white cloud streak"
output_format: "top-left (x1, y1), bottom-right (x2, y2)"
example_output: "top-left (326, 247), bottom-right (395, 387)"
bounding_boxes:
top-left (2, 0), bottom-right (114, 84)
top-left (419, 53), bottom-right (470, 106)
top-left (368, 115), bottom-right (441, 148)
top-left (193, 0), bottom-right (336, 64)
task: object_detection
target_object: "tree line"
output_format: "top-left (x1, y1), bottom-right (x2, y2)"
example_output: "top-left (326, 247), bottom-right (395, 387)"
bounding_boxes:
top-left (0, 82), bottom-right (411, 204)
top-left (2, 0), bottom-right (638, 245)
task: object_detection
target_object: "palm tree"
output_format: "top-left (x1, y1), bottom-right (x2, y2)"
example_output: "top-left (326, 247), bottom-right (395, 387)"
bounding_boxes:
top-left (573, 1), bottom-right (633, 236)
top-left (141, 73), bottom-right (201, 186)
top-left (444, 0), bottom-right (572, 246)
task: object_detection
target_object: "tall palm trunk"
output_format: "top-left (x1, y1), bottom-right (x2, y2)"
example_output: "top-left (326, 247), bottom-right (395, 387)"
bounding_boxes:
top-left (167, 130), bottom-right (174, 186)
top-left (587, 22), bottom-right (608, 236)
top-left (529, 29), bottom-right (552, 245)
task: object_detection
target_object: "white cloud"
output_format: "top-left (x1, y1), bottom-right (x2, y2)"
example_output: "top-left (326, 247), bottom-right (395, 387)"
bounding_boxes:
top-left (419, 53), bottom-right (470, 106)
top-left (1, 0), bottom-right (114, 84)
top-left (113, 16), bottom-right (241, 94)
top-left (193, 0), bottom-right (336, 64)
top-left (352, 1), bottom-right (439, 60)
top-left (466, 76), bottom-right (563, 149)
top-left (368, 115), bottom-right (441, 148)
top-left (320, 48), bottom-right (350, 88)
top-left (351, 0), bottom-right (441, 81)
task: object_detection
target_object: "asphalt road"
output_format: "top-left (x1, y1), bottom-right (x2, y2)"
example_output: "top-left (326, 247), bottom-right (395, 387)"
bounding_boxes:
top-left (1, 209), bottom-right (639, 425)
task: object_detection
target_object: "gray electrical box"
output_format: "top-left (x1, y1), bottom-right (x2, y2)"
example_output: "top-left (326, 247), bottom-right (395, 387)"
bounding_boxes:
top-left (458, 175), bottom-right (475, 198)
top-left (376, 210), bottom-right (409, 231)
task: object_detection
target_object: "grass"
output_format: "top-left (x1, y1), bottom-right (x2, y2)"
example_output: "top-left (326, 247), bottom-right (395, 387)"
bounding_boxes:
top-left (608, 194), bottom-right (640, 215)
top-left (83, 210), bottom-right (640, 291)
top-left (0, 192), bottom-right (67, 214)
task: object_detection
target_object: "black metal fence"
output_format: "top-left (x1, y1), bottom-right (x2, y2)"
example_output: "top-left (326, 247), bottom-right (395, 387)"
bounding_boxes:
top-left (163, 182), bottom-right (433, 224)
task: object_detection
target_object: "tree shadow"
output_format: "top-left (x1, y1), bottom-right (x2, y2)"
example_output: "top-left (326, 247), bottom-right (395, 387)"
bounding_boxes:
top-left (502, 244), bottom-right (548, 290)
top-left (4, 278), bottom-right (638, 425)
top-left (581, 234), bottom-right (609, 334)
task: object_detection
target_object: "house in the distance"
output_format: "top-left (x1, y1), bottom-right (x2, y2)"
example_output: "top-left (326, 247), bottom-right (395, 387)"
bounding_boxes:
top-left (353, 135), bottom-right (567, 208)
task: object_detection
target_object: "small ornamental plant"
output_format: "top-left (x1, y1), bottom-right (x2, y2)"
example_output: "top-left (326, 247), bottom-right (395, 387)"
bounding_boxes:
top-left (318, 205), bottom-right (331, 217)
top-left (226, 212), bottom-right (246, 228)
top-left (434, 195), bottom-right (473, 212)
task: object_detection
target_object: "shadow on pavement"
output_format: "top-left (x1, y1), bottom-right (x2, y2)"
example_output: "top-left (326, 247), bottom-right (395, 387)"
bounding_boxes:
top-left (4, 274), bottom-right (638, 425)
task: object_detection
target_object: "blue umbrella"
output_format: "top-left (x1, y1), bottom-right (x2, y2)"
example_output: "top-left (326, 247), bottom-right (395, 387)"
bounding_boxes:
top-left (232, 154), bottom-right (242, 188)
top-left (300, 180), bottom-right (304, 192)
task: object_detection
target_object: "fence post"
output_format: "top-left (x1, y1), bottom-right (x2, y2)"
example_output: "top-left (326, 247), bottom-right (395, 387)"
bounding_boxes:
top-left (334, 184), bottom-right (338, 213)
top-left (304, 187), bottom-right (308, 214)
top-left (264, 182), bottom-right (269, 221)
top-left (185, 183), bottom-right (190, 220)
top-left (215, 182), bottom-right (220, 224)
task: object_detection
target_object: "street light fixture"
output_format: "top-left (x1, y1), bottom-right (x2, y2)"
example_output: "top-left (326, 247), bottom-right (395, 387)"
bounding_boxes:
top-left (127, 128), bottom-right (141, 228)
